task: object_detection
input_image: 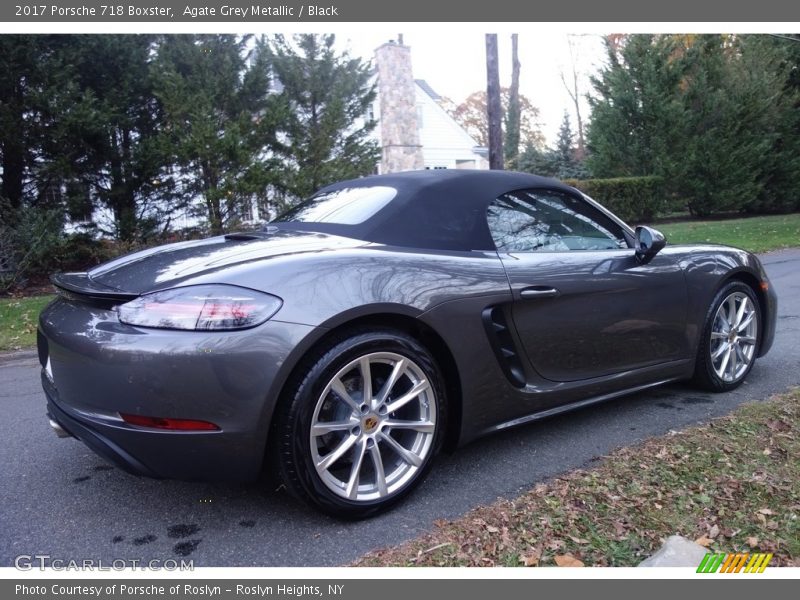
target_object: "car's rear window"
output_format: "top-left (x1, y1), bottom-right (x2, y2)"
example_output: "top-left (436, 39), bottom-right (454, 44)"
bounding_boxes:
top-left (272, 186), bottom-right (397, 225)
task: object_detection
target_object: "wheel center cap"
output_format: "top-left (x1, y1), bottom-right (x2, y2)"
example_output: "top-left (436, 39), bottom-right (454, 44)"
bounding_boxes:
top-left (362, 414), bottom-right (380, 433)
top-left (729, 331), bottom-right (738, 343)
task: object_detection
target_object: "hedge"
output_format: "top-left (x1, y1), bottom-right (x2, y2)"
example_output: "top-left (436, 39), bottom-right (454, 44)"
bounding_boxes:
top-left (562, 176), bottom-right (665, 223)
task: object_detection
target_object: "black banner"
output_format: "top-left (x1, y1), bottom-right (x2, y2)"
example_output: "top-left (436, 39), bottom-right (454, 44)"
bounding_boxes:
top-left (4, 579), bottom-right (799, 600)
top-left (2, 0), bottom-right (800, 22)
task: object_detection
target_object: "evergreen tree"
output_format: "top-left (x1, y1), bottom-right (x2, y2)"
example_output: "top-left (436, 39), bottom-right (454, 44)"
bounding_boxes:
top-left (1, 35), bottom-right (177, 241)
top-left (516, 144), bottom-right (560, 178)
top-left (153, 34), bottom-right (286, 234)
top-left (0, 35), bottom-right (41, 212)
top-left (0, 36), bottom-right (79, 214)
top-left (586, 35), bottom-right (685, 180)
top-left (674, 36), bottom-right (775, 215)
top-left (62, 35), bottom-right (179, 240)
top-left (517, 113), bottom-right (588, 179)
top-left (555, 112), bottom-right (574, 165)
top-left (736, 35), bottom-right (800, 213)
top-left (553, 112), bottom-right (588, 178)
top-left (586, 34), bottom-right (800, 215)
top-left (266, 34), bottom-right (379, 202)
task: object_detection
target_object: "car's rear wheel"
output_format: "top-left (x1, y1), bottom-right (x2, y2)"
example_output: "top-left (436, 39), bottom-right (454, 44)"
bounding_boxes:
top-left (693, 281), bottom-right (760, 392)
top-left (272, 330), bottom-right (446, 518)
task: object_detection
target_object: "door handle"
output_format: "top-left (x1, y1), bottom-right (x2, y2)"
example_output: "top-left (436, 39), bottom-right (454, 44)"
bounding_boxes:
top-left (519, 286), bottom-right (560, 299)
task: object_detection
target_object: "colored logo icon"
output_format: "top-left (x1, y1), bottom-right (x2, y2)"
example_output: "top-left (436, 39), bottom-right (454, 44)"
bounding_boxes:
top-left (697, 552), bottom-right (773, 573)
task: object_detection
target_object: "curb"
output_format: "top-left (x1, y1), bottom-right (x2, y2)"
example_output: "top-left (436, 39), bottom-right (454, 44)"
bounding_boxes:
top-left (0, 349), bottom-right (38, 366)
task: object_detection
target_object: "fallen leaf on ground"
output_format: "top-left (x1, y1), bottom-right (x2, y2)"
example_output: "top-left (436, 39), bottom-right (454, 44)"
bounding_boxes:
top-left (555, 554), bottom-right (585, 567)
top-left (695, 535), bottom-right (713, 547)
top-left (709, 524), bottom-right (720, 539)
top-left (747, 536), bottom-right (759, 548)
top-left (767, 419), bottom-right (791, 432)
top-left (520, 549), bottom-right (541, 567)
top-left (569, 536), bottom-right (589, 544)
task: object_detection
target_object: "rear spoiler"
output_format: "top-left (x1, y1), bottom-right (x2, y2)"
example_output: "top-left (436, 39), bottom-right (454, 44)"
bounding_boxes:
top-left (51, 273), bottom-right (138, 302)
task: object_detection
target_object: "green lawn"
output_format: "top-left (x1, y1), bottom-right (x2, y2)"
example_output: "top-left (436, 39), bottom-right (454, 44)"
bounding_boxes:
top-left (658, 213), bottom-right (800, 254)
top-left (0, 295), bottom-right (54, 352)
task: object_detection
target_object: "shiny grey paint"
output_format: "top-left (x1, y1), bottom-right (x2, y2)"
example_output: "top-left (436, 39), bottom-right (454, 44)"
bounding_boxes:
top-left (40, 300), bottom-right (315, 480)
top-left (38, 188), bottom-right (778, 482)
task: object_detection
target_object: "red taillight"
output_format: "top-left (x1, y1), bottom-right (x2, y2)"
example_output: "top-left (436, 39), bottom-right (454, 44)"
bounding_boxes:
top-left (120, 413), bottom-right (220, 431)
top-left (117, 285), bottom-right (282, 331)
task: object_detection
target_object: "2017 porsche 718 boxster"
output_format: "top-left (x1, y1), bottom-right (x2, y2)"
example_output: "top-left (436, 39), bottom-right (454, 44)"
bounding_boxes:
top-left (39, 170), bottom-right (777, 517)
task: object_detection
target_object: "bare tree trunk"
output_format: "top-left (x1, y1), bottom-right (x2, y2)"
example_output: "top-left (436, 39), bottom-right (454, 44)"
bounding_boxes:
top-left (505, 34), bottom-right (521, 167)
top-left (560, 35), bottom-right (586, 160)
top-left (485, 34), bottom-right (504, 170)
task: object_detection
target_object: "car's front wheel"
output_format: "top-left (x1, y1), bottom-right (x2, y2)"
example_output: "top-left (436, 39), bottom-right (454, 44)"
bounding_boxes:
top-left (272, 329), bottom-right (446, 518)
top-left (693, 281), bottom-right (760, 392)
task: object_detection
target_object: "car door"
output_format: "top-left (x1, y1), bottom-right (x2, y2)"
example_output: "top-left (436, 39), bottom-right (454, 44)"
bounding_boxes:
top-left (487, 188), bottom-right (690, 382)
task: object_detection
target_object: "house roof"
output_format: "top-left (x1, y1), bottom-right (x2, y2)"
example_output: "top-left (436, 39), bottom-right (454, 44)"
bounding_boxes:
top-left (414, 79), bottom-right (441, 101)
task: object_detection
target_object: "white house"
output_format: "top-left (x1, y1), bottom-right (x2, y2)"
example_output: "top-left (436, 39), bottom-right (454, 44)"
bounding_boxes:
top-left (413, 79), bottom-right (488, 170)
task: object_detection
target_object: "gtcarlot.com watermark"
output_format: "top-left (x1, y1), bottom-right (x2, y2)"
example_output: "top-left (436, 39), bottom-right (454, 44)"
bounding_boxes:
top-left (14, 554), bottom-right (193, 571)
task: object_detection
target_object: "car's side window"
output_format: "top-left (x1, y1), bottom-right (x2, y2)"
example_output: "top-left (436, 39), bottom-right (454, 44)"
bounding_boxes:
top-left (486, 189), bottom-right (629, 253)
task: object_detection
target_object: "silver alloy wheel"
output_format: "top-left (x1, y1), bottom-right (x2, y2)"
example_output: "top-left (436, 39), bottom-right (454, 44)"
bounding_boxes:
top-left (710, 292), bottom-right (758, 383)
top-left (309, 352), bottom-right (437, 502)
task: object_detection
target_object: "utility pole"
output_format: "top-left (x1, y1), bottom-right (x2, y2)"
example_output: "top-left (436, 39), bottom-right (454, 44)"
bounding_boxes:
top-left (485, 34), bottom-right (504, 170)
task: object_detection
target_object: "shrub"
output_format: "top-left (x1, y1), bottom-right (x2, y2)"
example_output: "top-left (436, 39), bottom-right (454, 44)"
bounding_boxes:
top-left (0, 201), bottom-right (65, 293)
top-left (562, 176), bottom-right (666, 223)
top-left (52, 233), bottom-right (117, 272)
top-left (0, 199), bottom-right (122, 293)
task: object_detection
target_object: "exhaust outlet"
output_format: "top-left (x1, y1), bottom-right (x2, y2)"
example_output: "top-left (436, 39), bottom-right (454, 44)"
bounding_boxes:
top-left (49, 417), bottom-right (72, 439)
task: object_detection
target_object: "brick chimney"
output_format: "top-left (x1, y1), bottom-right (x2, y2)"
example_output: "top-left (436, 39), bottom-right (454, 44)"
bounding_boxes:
top-left (374, 38), bottom-right (424, 173)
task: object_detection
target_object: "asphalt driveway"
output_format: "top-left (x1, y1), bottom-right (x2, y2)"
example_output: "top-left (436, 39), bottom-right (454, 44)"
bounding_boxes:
top-left (1, 249), bottom-right (798, 567)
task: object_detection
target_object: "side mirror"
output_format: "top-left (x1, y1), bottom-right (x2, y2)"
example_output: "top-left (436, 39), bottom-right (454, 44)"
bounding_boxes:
top-left (634, 226), bottom-right (667, 264)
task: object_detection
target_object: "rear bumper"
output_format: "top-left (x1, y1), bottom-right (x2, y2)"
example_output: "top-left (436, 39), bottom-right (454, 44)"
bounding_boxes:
top-left (38, 296), bottom-right (317, 482)
top-left (45, 383), bottom-right (159, 478)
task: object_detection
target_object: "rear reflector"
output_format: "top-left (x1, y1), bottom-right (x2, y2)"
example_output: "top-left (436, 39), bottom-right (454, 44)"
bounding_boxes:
top-left (37, 329), bottom-right (48, 368)
top-left (120, 413), bottom-right (220, 431)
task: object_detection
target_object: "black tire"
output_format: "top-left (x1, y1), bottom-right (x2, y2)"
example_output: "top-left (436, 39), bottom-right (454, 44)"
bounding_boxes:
top-left (271, 329), bottom-right (447, 519)
top-left (693, 281), bottom-right (761, 392)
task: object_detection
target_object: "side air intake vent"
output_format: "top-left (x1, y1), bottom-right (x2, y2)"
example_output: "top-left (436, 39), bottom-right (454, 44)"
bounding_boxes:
top-left (482, 306), bottom-right (526, 388)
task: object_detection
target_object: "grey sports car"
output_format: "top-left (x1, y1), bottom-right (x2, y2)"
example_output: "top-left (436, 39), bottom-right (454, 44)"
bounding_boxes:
top-left (39, 170), bottom-right (777, 517)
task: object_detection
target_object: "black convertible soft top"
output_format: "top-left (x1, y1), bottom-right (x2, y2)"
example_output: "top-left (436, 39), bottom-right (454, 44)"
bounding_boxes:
top-left (271, 170), bottom-right (578, 252)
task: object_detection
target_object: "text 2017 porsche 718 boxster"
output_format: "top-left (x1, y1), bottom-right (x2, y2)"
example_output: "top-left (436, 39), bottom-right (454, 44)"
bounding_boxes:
top-left (39, 170), bottom-right (777, 517)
